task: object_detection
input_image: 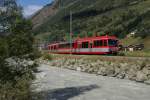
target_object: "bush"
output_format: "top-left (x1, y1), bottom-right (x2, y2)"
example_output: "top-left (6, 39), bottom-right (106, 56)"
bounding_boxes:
top-left (0, 3), bottom-right (40, 99)
top-left (118, 51), bottom-right (125, 56)
top-left (0, 77), bottom-right (32, 100)
top-left (43, 53), bottom-right (52, 60)
top-left (0, 56), bottom-right (38, 100)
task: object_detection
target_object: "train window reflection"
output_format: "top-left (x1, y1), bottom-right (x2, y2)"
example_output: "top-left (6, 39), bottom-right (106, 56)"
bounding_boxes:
top-left (108, 39), bottom-right (118, 46)
top-left (82, 42), bottom-right (89, 48)
top-left (94, 40), bottom-right (103, 47)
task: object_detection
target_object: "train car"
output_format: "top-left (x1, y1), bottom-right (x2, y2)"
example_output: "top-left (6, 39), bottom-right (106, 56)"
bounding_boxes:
top-left (48, 35), bottom-right (119, 55)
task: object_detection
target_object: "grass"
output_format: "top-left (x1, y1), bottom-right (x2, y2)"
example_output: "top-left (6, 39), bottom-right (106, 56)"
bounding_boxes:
top-left (48, 53), bottom-right (150, 65)
top-left (42, 52), bottom-right (53, 60)
top-left (122, 51), bottom-right (150, 57)
top-left (120, 37), bottom-right (143, 46)
top-left (121, 36), bottom-right (150, 51)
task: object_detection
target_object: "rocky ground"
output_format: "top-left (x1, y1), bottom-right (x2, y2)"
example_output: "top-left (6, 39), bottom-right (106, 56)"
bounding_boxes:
top-left (33, 64), bottom-right (150, 100)
top-left (43, 55), bottom-right (150, 84)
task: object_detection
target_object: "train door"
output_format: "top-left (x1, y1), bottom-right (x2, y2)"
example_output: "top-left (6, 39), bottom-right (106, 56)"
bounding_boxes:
top-left (81, 41), bottom-right (89, 54)
top-left (102, 39), bottom-right (109, 53)
top-left (103, 39), bottom-right (108, 47)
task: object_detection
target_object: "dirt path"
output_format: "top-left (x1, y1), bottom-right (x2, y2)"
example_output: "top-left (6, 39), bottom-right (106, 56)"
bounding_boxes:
top-left (33, 64), bottom-right (150, 100)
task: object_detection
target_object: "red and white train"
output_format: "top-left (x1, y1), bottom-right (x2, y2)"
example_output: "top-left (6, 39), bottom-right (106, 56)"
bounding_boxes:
top-left (47, 35), bottom-right (119, 55)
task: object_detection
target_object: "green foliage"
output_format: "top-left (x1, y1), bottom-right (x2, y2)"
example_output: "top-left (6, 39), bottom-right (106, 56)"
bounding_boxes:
top-left (43, 53), bottom-right (52, 60)
top-left (0, 0), bottom-right (40, 99)
top-left (0, 38), bottom-right (8, 59)
top-left (5, 18), bottom-right (37, 58)
top-left (0, 0), bottom-right (22, 34)
top-left (34, 0), bottom-right (150, 41)
top-left (0, 76), bottom-right (32, 100)
top-left (122, 51), bottom-right (150, 57)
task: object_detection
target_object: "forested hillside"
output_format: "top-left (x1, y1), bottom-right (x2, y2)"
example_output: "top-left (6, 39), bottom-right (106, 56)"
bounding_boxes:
top-left (32, 0), bottom-right (150, 42)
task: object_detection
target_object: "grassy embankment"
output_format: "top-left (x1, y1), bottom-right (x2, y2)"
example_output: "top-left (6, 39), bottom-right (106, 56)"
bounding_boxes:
top-left (120, 36), bottom-right (150, 57)
top-left (43, 53), bottom-right (150, 65)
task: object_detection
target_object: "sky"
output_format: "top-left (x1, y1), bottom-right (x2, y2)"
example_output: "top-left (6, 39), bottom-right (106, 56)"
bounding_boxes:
top-left (17, 0), bottom-right (53, 17)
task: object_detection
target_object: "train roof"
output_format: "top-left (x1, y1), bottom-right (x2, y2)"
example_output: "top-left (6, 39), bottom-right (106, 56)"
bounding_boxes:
top-left (48, 41), bottom-right (73, 46)
top-left (75, 35), bottom-right (118, 42)
top-left (48, 35), bottom-right (118, 46)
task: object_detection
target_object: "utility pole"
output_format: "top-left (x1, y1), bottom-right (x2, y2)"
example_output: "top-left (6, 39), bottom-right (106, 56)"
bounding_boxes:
top-left (59, 0), bottom-right (62, 8)
top-left (70, 11), bottom-right (72, 55)
top-left (59, 0), bottom-right (61, 8)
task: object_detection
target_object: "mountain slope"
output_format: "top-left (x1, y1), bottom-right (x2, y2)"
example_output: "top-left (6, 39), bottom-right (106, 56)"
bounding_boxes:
top-left (32, 0), bottom-right (150, 42)
top-left (31, 0), bottom-right (59, 29)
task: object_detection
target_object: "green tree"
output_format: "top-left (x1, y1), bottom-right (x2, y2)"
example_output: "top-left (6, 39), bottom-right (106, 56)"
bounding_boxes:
top-left (0, 0), bottom-right (39, 99)
top-left (8, 18), bottom-right (34, 57)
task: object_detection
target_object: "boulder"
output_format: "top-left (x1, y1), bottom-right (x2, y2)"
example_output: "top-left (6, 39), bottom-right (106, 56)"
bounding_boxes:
top-left (142, 68), bottom-right (150, 75)
top-left (117, 71), bottom-right (126, 79)
top-left (76, 67), bottom-right (81, 71)
top-left (136, 71), bottom-right (148, 82)
top-left (144, 80), bottom-right (150, 85)
top-left (126, 68), bottom-right (137, 80)
top-left (105, 66), bottom-right (115, 77)
top-left (97, 67), bottom-right (107, 76)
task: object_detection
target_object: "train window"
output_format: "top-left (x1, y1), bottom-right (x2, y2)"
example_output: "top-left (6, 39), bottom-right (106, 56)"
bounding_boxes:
top-left (54, 45), bottom-right (56, 50)
top-left (94, 40), bottom-right (103, 47)
top-left (108, 39), bottom-right (118, 46)
top-left (104, 40), bottom-right (107, 46)
top-left (59, 44), bottom-right (63, 48)
top-left (72, 43), bottom-right (74, 47)
top-left (64, 43), bottom-right (70, 48)
top-left (59, 44), bottom-right (64, 48)
top-left (59, 43), bottom-right (71, 49)
top-left (82, 42), bottom-right (89, 48)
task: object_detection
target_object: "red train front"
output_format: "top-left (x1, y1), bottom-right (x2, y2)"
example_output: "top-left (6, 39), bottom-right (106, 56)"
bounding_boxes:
top-left (48, 35), bottom-right (119, 55)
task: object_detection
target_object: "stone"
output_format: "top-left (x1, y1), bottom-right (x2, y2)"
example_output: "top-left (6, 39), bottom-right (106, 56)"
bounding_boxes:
top-left (136, 71), bottom-right (148, 82)
top-left (142, 68), bottom-right (150, 75)
top-left (144, 80), bottom-right (150, 85)
top-left (120, 63), bottom-right (128, 67)
top-left (76, 67), bottom-right (81, 71)
top-left (114, 67), bottom-right (120, 75)
top-left (87, 68), bottom-right (94, 73)
top-left (126, 68), bottom-right (137, 80)
top-left (97, 67), bottom-right (107, 76)
top-left (117, 72), bottom-right (126, 79)
top-left (105, 66), bottom-right (115, 77)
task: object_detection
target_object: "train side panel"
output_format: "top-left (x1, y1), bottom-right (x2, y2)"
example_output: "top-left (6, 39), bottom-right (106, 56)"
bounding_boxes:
top-left (48, 36), bottom-right (119, 55)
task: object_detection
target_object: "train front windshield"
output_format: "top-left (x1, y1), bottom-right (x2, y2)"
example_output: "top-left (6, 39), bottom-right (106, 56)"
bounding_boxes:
top-left (108, 39), bottom-right (118, 46)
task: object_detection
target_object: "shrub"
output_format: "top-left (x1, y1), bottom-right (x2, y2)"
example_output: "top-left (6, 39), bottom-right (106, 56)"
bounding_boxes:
top-left (43, 53), bottom-right (52, 60)
top-left (0, 77), bottom-right (32, 100)
top-left (0, 56), bottom-right (38, 99)
top-left (118, 51), bottom-right (125, 56)
top-left (0, 2), bottom-right (40, 99)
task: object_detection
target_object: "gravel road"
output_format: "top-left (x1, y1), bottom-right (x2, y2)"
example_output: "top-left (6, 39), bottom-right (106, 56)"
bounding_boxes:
top-left (33, 64), bottom-right (150, 100)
